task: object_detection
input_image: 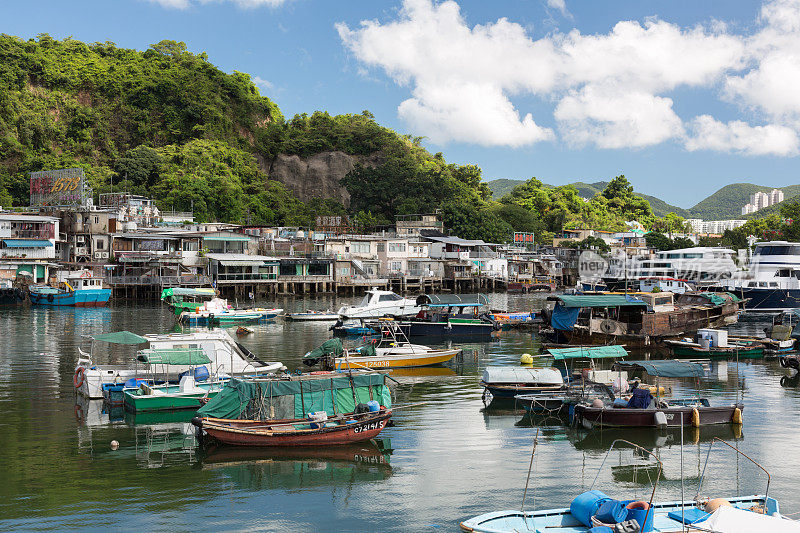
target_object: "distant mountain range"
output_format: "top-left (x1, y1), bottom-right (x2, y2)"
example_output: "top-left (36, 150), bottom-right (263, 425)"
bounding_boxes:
top-left (486, 179), bottom-right (800, 220)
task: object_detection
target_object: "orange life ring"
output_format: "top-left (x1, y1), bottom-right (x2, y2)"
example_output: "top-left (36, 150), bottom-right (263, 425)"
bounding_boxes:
top-left (73, 366), bottom-right (86, 389)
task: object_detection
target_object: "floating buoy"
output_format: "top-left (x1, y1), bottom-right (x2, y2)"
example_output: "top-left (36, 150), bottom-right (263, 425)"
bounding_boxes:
top-left (691, 407), bottom-right (701, 427)
top-left (110, 440), bottom-right (119, 450)
top-left (520, 353), bottom-right (534, 365)
top-left (704, 498), bottom-right (732, 513)
top-left (732, 407), bottom-right (743, 425)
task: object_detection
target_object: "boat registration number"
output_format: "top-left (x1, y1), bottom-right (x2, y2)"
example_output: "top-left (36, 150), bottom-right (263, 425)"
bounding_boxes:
top-left (364, 361), bottom-right (390, 367)
top-left (353, 420), bottom-right (385, 434)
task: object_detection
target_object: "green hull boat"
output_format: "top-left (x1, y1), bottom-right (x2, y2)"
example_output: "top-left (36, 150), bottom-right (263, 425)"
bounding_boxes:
top-left (124, 382), bottom-right (223, 413)
top-left (670, 345), bottom-right (764, 359)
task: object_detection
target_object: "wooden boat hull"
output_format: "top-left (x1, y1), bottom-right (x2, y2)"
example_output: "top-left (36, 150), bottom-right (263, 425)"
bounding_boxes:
top-left (575, 403), bottom-right (744, 428)
top-left (396, 320), bottom-right (496, 338)
top-left (194, 411), bottom-right (391, 446)
top-left (334, 348), bottom-right (460, 369)
top-left (670, 345), bottom-right (764, 359)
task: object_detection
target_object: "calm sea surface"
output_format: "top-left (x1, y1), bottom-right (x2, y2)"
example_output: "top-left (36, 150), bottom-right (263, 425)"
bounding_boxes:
top-left (1, 294), bottom-right (799, 531)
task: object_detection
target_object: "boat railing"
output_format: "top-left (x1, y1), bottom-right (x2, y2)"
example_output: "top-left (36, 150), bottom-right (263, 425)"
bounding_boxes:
top-left (696, 437), bottom-right (771, 507)
top-left (591, 439), bottom-right (663, 528)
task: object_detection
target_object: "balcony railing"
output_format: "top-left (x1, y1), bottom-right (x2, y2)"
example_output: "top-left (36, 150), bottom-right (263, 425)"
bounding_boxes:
top-left (106, 275), bottom-right (211, 286)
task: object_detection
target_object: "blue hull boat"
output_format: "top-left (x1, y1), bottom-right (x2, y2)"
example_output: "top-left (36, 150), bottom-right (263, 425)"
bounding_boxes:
top-left (460, 495), bottom-right (783, 532)
top-left (29, 286), bottom-right (111, 307)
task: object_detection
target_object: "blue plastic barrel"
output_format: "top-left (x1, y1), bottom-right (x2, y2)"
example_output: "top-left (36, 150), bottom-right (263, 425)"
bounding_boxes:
top-left (570, 490), bottom-right (611, 527)
top-left (193, 365), bottom-right (210, 382)
top-left (595, 499), bottom-right (627, 524)
top-left (624, 501), bottom-right (654, 532)
top-left (124, 378), bottom-right (149, 388)
top-left (367, 400), bottom-right (380, 412)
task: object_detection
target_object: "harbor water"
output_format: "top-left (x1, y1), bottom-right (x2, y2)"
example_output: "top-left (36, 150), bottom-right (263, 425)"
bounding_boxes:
top-left (1, 294), bottom-right (799, 531)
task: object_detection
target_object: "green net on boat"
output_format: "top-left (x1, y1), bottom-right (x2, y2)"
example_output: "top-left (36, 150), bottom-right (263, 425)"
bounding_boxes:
top-left (197, 374), bottom-right (392, 420)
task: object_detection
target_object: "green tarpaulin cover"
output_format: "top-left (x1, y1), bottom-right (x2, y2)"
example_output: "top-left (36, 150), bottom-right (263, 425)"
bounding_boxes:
top-left (551, 295), bottom-right (647, 308)
top-left (695, 292), bottom-right (741, 305)
top-left (198, 374), bottom-right (392, 420)
top-left (548, 345), bottom-right (629, 360)
top-left (93, 331), bottom-right (148, 344)
top-left (137, 348), bottom-right (211, 365)
top-left (621, 360), bottom-right (705, 378)
top-left (161, 287), bottom-right (216, 300)
top-left (304, 338), bottom-right (345, 360)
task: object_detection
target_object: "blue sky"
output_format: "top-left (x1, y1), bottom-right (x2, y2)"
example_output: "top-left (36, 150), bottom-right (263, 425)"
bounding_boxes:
top-left (2, 0), bottom-right (799, 208)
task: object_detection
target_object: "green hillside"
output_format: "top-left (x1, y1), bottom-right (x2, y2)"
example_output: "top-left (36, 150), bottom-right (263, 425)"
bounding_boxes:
top-left (486, 178), bottom-right (687, 217)
top-left (686, 184), bottom-right (800, 220)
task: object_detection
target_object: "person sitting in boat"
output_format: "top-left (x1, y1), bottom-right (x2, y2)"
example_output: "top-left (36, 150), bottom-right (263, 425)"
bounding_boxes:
top-left (626, 381), bottom-right (653, 409)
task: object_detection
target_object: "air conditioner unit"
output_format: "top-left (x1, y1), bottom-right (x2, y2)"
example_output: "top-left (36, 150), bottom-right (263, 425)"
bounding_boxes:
top-left (94, 252), bottom-right (102, 259)
top-left (101, 252), bottom-right (109, 259)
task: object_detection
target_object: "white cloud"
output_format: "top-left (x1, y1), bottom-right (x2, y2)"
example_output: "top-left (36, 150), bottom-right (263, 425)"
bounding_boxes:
top-left (546, 0), bottom-right (571, 19)
top-left (555, 86), bottom-right (684, 149)
top-left (337, 0), bottom-right (800, 156)
top-left (686, 115), bottom-right (799, 156)
top-left (149, 0), bottom-right (289, 9)
top-left (399, 81), bottom-right (554, 147)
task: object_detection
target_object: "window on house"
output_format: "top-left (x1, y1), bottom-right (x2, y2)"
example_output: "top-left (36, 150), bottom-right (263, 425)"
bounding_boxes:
top-left (96, 240), bottom-right (105, 250)
top-left (93, 216), bottom-right (99, 224)
top-left (376, 243), bottom-right (385, 252)
top-left (389, 243), bottom-right (406, 252)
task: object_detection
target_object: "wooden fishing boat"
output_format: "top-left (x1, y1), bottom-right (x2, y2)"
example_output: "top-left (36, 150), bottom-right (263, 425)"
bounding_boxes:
top-left (391, 294), bottom-right (498, 338)
top-left (29, 270), bottom-right (110, 307)
top-left (574, 360), bottom-right (744, 429)
top-left (192, 409), bottom-right (392, 446)
top-left (666, 340), bottom-right (765, 359)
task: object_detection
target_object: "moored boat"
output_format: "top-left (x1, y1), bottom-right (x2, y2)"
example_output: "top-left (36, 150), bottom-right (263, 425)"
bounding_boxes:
top-left (161, 287), bottom-right (216, 315)
top-left (480, 366), bottom-right (565, 404)
top-left (337, 288), bottom-right (422, 319)
top-left (29, 270), bottom-right (110, 307)
top-left (460, 438), bottom-right (792, 533)
top-left (74, 329), bottom-right (285, 399)
top-left (303, 324), bottom-right (461, 370)
top-left (574, 360), bottom-right (744, 429)
top-left (390, 294), bottom-right (498, 338)
top-left (178, 297), bottom-right (282, 325)
top-left (665, 328), bottom-right (765, 359)
top-left (192, 372), bottom-right (394, 446)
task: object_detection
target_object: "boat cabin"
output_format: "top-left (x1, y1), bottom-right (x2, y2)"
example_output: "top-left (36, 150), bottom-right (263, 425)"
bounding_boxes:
top-left (414, 293), bottom-right (490, 321)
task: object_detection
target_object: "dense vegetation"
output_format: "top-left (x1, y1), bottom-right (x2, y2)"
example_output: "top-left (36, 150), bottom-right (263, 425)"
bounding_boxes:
top-left (4, 34), bottom-right (796, 245)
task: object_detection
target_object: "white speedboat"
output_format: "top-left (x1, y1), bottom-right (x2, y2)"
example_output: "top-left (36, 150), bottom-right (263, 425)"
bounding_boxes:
top-left (337, 289), bottom-right (422, 319)
top-left (721, 241), bottom-right (800, 311)
top-left (74, 329), bottom-right (285, 398)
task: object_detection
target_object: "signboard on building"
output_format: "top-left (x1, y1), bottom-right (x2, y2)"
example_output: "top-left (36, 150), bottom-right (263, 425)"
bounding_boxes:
top-left (316, 215), bottom-right (352, 235)
top-left (513, 232), bottom-right (535, 244)
top-left (29, 168), bottom-right (92, 208)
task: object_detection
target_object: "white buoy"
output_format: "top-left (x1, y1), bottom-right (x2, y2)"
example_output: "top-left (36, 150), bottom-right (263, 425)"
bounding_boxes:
top-left (110, 440), bottom-right (119, 450)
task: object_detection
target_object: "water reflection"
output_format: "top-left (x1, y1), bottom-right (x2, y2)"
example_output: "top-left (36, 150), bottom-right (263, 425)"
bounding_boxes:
top-left (199, 439), bottom-right (393, 491)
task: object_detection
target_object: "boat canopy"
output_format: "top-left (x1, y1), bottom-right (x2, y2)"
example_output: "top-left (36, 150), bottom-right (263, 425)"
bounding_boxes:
top-left (197, 374), bottom-right (392, 420)
top-left (481, 366), bottom-right (564, 385)
top-left (93, 331), bottom-right (148, 344)
top-left (549, 294), bottom-right (647, 308)
top-left (620, 360), bottom-right (705, 378)
top-left (160, 287), bottom-right (216, 300)
top-left (137, 347), bottom-right (211, 365)
top-left (415, 294), bottom-right (489, 308)
top-left (695, 292), bottom-right (741, 305)
top-left (548, 345), bottom-right (628, 361)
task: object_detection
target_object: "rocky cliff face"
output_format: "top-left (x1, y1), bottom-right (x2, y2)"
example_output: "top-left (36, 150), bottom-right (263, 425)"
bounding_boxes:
top-left (268, 151), bottom-right (383, 206)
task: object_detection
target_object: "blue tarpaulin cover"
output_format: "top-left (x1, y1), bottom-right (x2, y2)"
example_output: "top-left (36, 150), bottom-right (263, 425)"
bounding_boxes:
top-left (551, 304), bottom-right (580, 330)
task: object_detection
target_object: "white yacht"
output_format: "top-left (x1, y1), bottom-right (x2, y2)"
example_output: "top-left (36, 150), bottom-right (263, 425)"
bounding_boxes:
top-left (722, 241), bottom-right (800, 311)
top-left (337, 289), bottom-right (422, 319)
top-left (74, 329), bottom-right (285, 398)
top-left (590, 247), bottom-right (740, 291)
